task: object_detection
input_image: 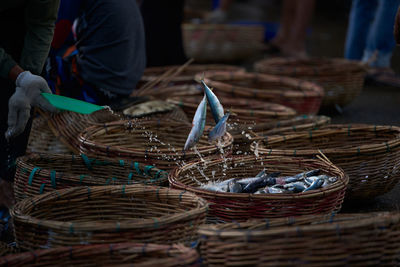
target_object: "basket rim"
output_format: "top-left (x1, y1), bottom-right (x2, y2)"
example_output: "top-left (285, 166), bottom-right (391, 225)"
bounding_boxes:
top-left (15, 153), bottom-right (169, 182)
top-left (168, 155), bottom-right (349, 200)
top-left (198, 71), bottom-right (325, 99)
top-left (250, 124), bottom-right (400, 156)
top-left (11, 184), bottom-right (209, 231)
top-left (198, 211), bottom-right (400, 237)
top-left (0, 242), bottom-right (198, 265)
top-left (78, 120), bottom-right (234, 157)
top-left (254, 57), bottom-right (366, 75)
top-left (182, 23), bottom-right (265, 30)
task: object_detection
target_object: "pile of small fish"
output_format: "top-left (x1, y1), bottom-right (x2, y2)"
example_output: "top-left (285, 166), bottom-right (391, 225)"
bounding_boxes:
top-left (199, 169), bottom-right (338, 194)
top-left (183, 79), bottom-right (230, 151)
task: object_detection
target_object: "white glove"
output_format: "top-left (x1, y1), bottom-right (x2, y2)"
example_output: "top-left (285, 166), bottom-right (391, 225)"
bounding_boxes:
top-left (6, 71), bottom-right (58, 140)
top-left (205, 9), bottom-right (227, 24)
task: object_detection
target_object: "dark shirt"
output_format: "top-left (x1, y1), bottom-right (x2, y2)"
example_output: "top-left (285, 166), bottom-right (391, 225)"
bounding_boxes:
top-left (75, 0), bottom-right (146, 95)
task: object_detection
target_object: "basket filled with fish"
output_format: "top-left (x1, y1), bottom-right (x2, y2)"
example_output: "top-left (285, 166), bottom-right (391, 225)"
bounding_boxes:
top-left (254, 57), bottom-right (366, 109)
top-left (196, 71), bottom-right (324, 115)
top-left (251, 124), bottom-right (400, 200)
top-left (14, 153), bottom-right (169, 201)
top-left (11, 184), bottom-right (208, 250)
top-left (198, 212), bottom-right (400, 266)
top-left (169, 154), bottom-right (348, 221)
top-left (0, 243), bottom-right (200, 266)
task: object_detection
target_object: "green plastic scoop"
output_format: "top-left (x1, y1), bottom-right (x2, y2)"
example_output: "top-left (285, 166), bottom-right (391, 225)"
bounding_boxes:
top-left (41, 93), bottom-right (104, 114)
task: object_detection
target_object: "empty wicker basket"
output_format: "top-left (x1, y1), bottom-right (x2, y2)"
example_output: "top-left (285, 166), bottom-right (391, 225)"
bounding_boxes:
top-left (0, 243), bottom-right (199, 266)
top-left (169, 155), bottom-right (348, 222)
top-left (11, 184), bottom-right (208, 250)
top-left (200, 71), bottom-right (324, 115)
top-left (251, 124), bottom-right (400, 200)
top-left (14, 153), bottom-right (169, 201)
top-left (254, 57), bottom-right (366, 108)
top-left (79, 120), bottom-right (234, 170)
top-left (199, 212), bottom-right (400, 266)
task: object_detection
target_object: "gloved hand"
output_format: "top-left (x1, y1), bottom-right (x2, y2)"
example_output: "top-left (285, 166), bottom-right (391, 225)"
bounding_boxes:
top-left (205, 9), bottom-right (227, 24)
top-left (6, 71), bottom-right (58, 140)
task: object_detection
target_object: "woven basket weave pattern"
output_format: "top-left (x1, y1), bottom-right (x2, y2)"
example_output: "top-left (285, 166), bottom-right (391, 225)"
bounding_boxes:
top-left (251, 124), bottom-right (400, 200)
top-left (169, 155), bottom-right (348, 221)
top-left (198, 212), bottom-right (400, 266)
top-left (14, 154), bottom-right (169, 201)
top-left (11, 185), bottom-right (208, 250)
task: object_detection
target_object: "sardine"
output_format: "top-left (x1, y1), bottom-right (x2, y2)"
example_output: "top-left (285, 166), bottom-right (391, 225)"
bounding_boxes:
top-left (303, 178), bottom-right (324, 192)
top-left (201, 80), bottom-right (224, 123)
top-left (266, 186), bottom-right (286, 194)
top-left (208, 113), bottom-right (230, 143)
top-left (228, 181), bottom-right (242, 193)
top-left (328, 177), bottom-right (338, 183)
top-left (236, 177), bottom-right (260, 185)
top-left (184, 94), bottom-right (207, 151)
top-left (199, 183), bottom-right (228, 192)
top-left (284, 182), bottom-right (307, 193)
top-left (242, 172), bottom-right (281, 193)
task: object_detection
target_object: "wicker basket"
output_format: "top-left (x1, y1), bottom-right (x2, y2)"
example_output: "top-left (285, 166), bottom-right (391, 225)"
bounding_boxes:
top-left (27, 115), bottom-right (72, 155)
top-left (198, 212), bottom-right (400, 266)
top-left (183, 24), bottom-right (264, 63)
top-left (199, 71), bottom-right (324, 115)
top-left (14, 153), bottom-right (169, 201)
top-left (251, 124), bottom-right (400, 200)
top-left (169, 155), bottom-right (348, 222)
top-left (0, 243), bottom-right (18, 257)
top-left (233, 115), bottom-right (331, 152)
top-left (254, 57), bottom-right (366, 108)
top-left (0, 243), bottom-right (199, 266)
top-left (167, 95), bottom-right (297, 126)
top-left (44, 109), bottom-right (121, 154)
top-left (78, 120), bottom-right (234, 171)
top-left (11, 185), bottom-right (208, 250)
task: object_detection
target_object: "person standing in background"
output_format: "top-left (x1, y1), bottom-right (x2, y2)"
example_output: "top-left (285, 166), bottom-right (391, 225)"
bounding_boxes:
top-left (345, 0), bottom-right (400, 87)
top-left (0, 1), bottom-right (60, 209)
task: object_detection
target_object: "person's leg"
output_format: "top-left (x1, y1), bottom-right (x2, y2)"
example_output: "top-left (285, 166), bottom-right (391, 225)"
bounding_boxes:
top-left (270, 0), bottom-right (296, 49)
top-left (344, 0), bottom-right (377, 60)
top-left (362, 0), bottom-right (400, 67)
top-left (281, 0), bottom-right (315, 58)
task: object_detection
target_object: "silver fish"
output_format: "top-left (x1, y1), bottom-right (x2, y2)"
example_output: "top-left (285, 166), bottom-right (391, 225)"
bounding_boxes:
top-left (294, 169), bottom-right (320, 179)
top-left (208, 113), bottom-right (230, 143)
top-left (184, 94), bottom-right (207, 151)
top-left (255, 169), bottom-right (266, 177)
top-left (236, 177), bottom-right (260, 185)
top-left (228, 181), bottom-right (242, 193)
top-left (328, 177), bottom-right (338, 183)
top-left (284, 182), bottom-right (307, 192)
top-left (303, 178), bottom-right (324, 192)
top-left (199, 183), bottom-right (228, 192)
top-left (266, 186), bottom-right (286, 194)
top-left (201, 80), bottom-right (224, 123)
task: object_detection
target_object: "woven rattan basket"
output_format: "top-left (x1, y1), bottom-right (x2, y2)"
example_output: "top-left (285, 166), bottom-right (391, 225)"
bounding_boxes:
top-left (78, 120), bottom-right (234, 171)
top-left (254, 57), bottom-right (366, 108)
top-left (27, 115), bottom-right (72, 155)
top-left (198, 71), bottom-right (324, 115)
top-left (251, 124), bottom-right (400, 200)
top-left (0, 243), bottom-right (199, 266)
top-left (44, 109), bottom-right (120, 154)
top-left (169, 155), bottom-right (348, 222)
top-left (183, 23), bottom-right (264, 63)
top-left (198, 212), bottom-right (400, 266)
top-left (234, 115), bottom-right (331, 152)
top-left (167, 95), bottom-right (297, 126)
top-left (11, 185), bottom-right (208, 250)
top-left (14, 153), bottom-right (168, 201)
top-left (0, 242), bottom-right (18, 257)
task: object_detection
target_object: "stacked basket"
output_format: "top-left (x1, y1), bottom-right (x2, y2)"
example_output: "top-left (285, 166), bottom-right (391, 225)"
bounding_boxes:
top-left (200, 71), bottom-right (324, 115)
top-left (254, 57), bottom-right (366, 109)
